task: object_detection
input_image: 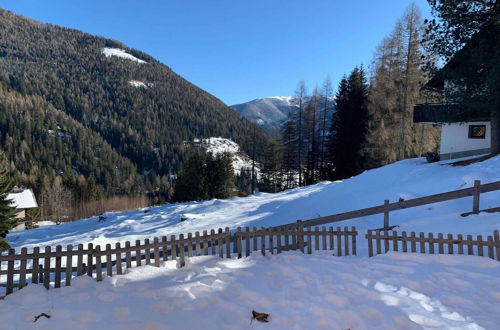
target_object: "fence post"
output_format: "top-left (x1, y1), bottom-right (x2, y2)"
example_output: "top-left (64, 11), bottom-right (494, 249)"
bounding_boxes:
top-left (218, 228), bottom-right (224, 258)
top-left (32, 247), bottom-right (40, 284)
top-left (179, 234), bottom-right (185, 267)
top-left (367, 230), bottom-right (373, 257)
top-left (269, 227), bottom-right (274, 255)
top-left (43, 246), bottom-right (51, 289)
top-left (351, 227), bottom-right (357, 256)
top-left (38, 264), bottom-right (44, 284)
top-left (87, 243), bottom-right (94, 277)
top-left (195, 232), bottom-right (201, 257)
top-left (55, 245), bottom-right (62, 288)
top-left (19, 247), bottom-right (27, 289)
top-left (245, 227), bottom-right (251, 257)
top-left (261, 227), bottom-right (266, 256)
top-left (171, 235), bottom-right (177, 260)
top-left (153, 239), bottom-right (160, 267)
top-left (493, 230), bottom-right (500, 262)
top-left (237, 227), bottom-right (242, 258)
top-left (296, 220), bottom-right (303, 252)
top-left (95, 245), bottom-right (103, 282)
top-left (307, 226), bottom-right (312, 254)
top-left (6, 248), bottom-right (15, 295)
top-left (383, 200), bottom-right (390, 228)
top-left (225, 227), bottom-right (231, 258)
top-left (186, 234), bottom-right (193, 258)
top-left (472, 180), bottom-right (481, 213)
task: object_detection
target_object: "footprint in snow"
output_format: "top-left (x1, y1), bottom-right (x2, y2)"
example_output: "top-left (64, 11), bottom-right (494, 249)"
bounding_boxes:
top-left (374, 281), bottom-right (484, 329)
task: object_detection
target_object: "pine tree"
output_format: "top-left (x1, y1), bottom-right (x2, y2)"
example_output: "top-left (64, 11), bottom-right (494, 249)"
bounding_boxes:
top-left (0, 165), bottom-right (16, 251)
top-left (327, 67), bottom-right (369, 180)
top-left (173, 151), bottom-right (207, 202)
top-left (236, 168), bottom-right (253, 195)
top-left (173, 151), bottom-right (235, 202)
top-left (259, 140), bottom-right (283, 193)
top-left (206, 152), bottom-right (235, 199)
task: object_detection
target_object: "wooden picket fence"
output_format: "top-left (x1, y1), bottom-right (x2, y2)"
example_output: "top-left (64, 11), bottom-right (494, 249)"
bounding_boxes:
top-left (0, 225), bottom-right (357, 297)
top-left (366, 229), bottom-right (500, 261)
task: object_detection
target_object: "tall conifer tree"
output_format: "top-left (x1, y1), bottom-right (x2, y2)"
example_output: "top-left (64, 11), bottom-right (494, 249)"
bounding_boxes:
top-left (327, 67), bottom-right (369, 180)
top-left (0, 164), bottom-right (15, 251)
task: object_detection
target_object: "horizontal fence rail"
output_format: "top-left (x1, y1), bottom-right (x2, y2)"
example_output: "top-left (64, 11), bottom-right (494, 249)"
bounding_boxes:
top-left (366, 229), bottom-right (500, 261)
top-left (0, 225), bottom-right (357, 297)
top-left (275, 180), bottom-right (500, 231)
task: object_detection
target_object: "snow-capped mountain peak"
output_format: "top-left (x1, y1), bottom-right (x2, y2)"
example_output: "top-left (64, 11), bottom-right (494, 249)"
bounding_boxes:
top-left (231, 96), bottom-right (334, 135)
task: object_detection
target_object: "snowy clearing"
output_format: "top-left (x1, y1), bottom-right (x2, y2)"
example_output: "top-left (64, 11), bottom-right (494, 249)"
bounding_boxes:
top-left (7, 156), bottom-right (500, 253)
top-left (128, 80), bottom-right (148, 88)
top-left (102, 48), bottom-right (147, 64)
top-left (1, 252), bottom-right (499, 329)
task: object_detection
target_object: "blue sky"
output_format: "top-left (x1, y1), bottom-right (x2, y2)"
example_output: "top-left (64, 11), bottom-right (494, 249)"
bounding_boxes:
top-left (0, 0), bottom-right (431, 105)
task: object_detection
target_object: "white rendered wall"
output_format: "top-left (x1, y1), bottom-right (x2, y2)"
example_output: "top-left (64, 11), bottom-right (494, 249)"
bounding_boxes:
top-left (440, 121), bottom-right (491, 157)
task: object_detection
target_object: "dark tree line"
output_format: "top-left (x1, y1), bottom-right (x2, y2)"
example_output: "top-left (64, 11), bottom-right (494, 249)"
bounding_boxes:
top-left (173, 151), bottom-right (235, 202)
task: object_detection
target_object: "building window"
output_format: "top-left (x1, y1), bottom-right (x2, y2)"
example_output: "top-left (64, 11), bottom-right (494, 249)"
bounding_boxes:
top-left (468, 125), bottom-right (486, 139)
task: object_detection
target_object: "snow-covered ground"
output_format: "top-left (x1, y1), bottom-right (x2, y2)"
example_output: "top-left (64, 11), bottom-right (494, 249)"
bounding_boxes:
top-left (7, 155), bottom-right (500, 253)
top-left (2, 155), bottom-right (500, 329)
top-left (102, 47), bottom-right (147, 64)
top-left (1, 251), bottom-right (499, 329)
top-left (36, 221), bottom-right (57, 228)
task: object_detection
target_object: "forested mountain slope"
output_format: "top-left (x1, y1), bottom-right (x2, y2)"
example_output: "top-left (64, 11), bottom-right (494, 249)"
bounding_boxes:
top-left (0, 85), bottom-right (138, 194)
top-left (0, 8), bottom-right (268, 192)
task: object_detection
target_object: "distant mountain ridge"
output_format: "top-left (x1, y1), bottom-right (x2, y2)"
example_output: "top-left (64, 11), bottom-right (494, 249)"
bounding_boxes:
top-left (0, 8), bottom-right (269, 194)
top-left (231, 96), bottom-right (294, 135)
top-left (231, 96), bottom-right (335, 135)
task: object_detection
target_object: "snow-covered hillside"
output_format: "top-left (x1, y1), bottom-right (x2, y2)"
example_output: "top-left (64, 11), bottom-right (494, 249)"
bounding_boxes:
top-left (3, 155), bottom-right (500, 329)
top-left (7, 155), bottom-right (500, 254)
top-left (195, 137), bottom-right (258, 175)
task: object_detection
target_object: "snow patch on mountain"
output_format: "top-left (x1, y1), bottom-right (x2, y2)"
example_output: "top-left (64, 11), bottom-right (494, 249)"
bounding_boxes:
top-left (129, 80), bottom-right (146, 88)
top-left (102, 48), bottom-right (147, 64)
top-left (128, 80), bottom-right (153, 88)
top-left (264, 96), bottom-right (294, 105)
top-left (199, 137), bottom-right (258, 175)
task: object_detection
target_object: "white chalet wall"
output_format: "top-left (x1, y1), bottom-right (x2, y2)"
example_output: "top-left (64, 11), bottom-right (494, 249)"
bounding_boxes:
top-left (439, 121), bottom-right (491, 159)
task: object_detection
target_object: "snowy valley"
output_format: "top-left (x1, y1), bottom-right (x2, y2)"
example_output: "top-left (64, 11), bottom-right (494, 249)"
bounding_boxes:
top-left (0, 2), bottom-right (498, 329)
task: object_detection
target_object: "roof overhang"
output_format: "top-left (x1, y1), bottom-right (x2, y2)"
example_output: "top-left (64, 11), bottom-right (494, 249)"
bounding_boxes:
top-left (413, 103), bottom-right (490, 124)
